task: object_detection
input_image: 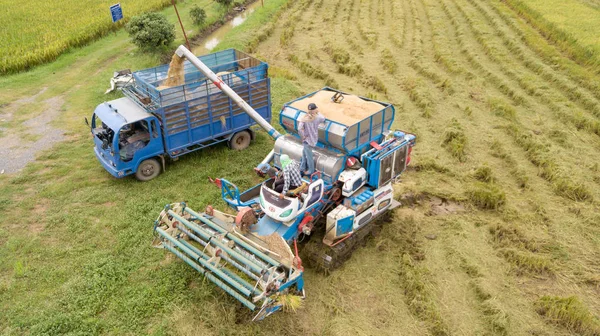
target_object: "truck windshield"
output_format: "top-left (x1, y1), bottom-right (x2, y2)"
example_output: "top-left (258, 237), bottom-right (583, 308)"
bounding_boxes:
top-left (118, 121), bottom-right (150, 162)
top-left (92, 114), bottom-right (114, 150)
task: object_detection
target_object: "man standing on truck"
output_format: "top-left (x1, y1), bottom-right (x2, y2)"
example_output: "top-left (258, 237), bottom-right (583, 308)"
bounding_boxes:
top-left (298, 103), bottom-right (325, 175)
top-left (275, 154), bottom-right (304, 199)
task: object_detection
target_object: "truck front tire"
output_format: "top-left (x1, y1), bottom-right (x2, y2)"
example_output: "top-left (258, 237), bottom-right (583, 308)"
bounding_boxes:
top-left (228, 130), bottom-right (251, 150)
top-left (135, 158), bottom-right (161, 181)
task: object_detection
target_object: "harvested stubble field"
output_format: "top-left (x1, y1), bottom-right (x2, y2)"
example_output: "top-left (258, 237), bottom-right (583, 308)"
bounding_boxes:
top-left (1, 0), bottom-right (600, 335)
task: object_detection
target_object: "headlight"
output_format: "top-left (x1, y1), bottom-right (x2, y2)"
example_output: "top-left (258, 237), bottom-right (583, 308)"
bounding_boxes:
top-left (259, 195), bottom-right (265, 208)
top-left (280, 209), bottom-right (292, 218)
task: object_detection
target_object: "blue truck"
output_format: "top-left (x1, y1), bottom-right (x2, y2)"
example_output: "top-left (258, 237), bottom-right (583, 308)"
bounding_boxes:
top-left (89, 49), bottom-right (271, 181)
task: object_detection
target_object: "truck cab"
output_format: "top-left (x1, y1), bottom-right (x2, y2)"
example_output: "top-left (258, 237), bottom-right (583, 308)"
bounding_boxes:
top-left (91, 97), bottom-right (165, 180)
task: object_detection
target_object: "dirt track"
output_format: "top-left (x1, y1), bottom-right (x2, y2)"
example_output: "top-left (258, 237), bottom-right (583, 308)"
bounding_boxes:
top-left (0, 88), bottom-right (65, 173)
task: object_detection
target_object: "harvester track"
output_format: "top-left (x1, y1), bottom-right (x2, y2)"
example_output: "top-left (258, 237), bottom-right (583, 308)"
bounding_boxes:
top-left (302, 211), bottom-right (391, 273)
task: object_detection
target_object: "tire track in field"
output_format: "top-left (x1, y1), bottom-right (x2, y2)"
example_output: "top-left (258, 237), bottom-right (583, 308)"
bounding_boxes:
top-left (411, 0), bottom-right (456, 93)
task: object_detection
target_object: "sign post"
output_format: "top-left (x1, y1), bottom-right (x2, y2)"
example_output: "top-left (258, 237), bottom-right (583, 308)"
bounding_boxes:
top-left (110, 3), bottom-right (123, 23)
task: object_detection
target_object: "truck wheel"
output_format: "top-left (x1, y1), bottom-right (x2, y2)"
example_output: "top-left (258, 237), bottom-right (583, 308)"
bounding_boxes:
top-left (135, 158), bottom-right (161, 181)
top-left (228, 130), bottom-right (251, 150)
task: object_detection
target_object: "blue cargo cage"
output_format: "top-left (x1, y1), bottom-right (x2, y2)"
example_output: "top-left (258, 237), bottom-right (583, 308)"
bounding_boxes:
top-left (90, 49), bottom-right (272, 180)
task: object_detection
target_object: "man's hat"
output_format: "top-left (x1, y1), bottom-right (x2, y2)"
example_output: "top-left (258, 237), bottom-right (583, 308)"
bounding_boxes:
top-left (307, 103), bottom-right (318, 111)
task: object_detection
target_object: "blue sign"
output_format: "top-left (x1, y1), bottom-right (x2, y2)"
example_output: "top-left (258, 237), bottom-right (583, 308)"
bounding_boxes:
top-left (110, 3), bottom-right (123, 23)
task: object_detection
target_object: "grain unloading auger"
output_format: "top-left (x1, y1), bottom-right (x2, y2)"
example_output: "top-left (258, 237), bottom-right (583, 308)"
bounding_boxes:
top-left (153, 46), bottom-right (416, 320)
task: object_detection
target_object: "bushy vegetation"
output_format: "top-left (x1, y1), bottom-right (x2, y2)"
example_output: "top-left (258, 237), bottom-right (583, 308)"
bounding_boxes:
top-left (126, 13), bottom-right (175, 51)
top-left (215, 0), bottom-right (233, 6)
top-left (189, 5), bottom-right (207, 26)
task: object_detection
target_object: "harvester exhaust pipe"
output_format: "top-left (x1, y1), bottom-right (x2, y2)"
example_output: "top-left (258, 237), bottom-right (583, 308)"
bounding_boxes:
top-left (175, 45), bottom-right (282, 140)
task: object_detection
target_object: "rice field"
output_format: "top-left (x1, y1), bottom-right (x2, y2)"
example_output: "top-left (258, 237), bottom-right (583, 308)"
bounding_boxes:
top-left (221, 0), bottom-right (600, 333)
top-left (1, 0), bottom-right (600, 335)
top-left (503, 0), bottom-right (600, 70)
top-left (0, 0), bottom-right (174, 74)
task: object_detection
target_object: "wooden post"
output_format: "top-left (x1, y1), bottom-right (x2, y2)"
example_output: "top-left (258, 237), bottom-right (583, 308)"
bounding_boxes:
top-left (171, 0), bottom-right (191, 50)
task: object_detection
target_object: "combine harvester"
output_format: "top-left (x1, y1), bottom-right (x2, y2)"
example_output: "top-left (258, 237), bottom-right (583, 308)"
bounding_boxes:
top-left (153, 46), bottom-right (416, 320)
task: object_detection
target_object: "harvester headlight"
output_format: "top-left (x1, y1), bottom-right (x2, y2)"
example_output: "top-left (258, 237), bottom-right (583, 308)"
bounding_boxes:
top-left (259, 195), bottom-right (265, 208)
top-left (280, 209), bottom-right (292, 218)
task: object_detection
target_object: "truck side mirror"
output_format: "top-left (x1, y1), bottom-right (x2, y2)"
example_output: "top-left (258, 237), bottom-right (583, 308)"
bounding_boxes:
top-left (85, 117), bottom-right (89, 127)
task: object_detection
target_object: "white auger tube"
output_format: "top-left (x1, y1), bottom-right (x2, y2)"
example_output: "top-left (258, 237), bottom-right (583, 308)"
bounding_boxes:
top-left (175, 45), bottom-right (282, 140)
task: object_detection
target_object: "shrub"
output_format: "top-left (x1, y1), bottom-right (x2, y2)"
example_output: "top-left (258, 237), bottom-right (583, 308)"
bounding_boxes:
top-left (126, 13), bottom-right (175, 51)
top-left (190, 6), bottom-right (207, 26)
top-left (215, 0), bottom-right (233, 5)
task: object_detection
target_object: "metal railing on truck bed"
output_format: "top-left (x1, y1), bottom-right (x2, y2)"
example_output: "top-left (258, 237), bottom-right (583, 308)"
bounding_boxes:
top-left (122, 49), bottom-right (271, 157)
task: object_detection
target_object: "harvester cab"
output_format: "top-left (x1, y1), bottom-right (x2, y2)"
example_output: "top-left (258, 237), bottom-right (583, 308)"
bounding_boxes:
top-left (153, 45), bottom-right (416, 321)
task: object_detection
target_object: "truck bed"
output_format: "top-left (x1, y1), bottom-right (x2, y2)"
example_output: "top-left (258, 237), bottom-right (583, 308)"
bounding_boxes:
top-left (122, 49), bottom-right (271, 157)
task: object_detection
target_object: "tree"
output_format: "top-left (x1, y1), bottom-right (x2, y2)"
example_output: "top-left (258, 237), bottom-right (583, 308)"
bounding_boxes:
top-left (126, 13), bottom-right (175, 51)
top-left (215, 0), bottom-right (233, 6)
top-left (189, 5), bottom-right (207, 26)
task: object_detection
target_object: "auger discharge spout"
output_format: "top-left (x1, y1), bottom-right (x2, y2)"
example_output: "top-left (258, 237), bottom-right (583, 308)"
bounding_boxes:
top-left (175, 45), bottom-right (282, 140)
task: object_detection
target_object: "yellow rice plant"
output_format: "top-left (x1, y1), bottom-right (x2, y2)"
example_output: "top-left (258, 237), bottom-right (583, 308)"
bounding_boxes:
top-left (0, 0), bottom-right (171, 74)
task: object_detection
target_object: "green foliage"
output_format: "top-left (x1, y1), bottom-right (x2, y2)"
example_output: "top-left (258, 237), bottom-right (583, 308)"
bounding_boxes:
top-left (0, 0), bottom-right (172, 74)
top-left (189, 5), bottom-right (207, 26)
top-left (126, 13), bottom-right (175, 51)
top-left (215, 0), bottom-right (233, 6)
